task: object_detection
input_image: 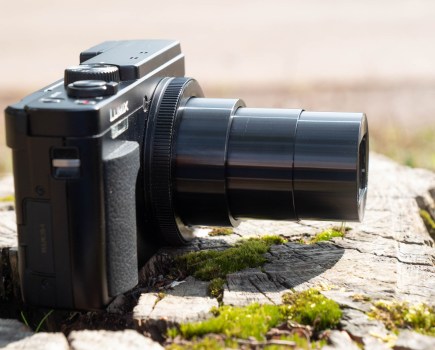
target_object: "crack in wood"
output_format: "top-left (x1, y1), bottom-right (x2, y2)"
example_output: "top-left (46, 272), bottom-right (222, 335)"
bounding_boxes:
top-left (356, 229), bottom-right (428, 246)
top-left (247, 275), bottom-right (276, 304)
top-left (331, 241), bottom-right (434, 267)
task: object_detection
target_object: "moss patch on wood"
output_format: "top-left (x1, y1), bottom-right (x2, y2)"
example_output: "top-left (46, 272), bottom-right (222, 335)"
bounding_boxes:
top-left (208, 227), bottom-right (234, 236)
top-left (167, 288), bottom-right (340, 349)
top-left (309, 228), bottom-right (345, 244)
top-left (282, 289), bottom-right (342, 332)
top-left (169, 238), bottom-right (344, 348)
top-left (173, 303), bottom-right (285, 340)
top-left (298, 225), bottom-right (350, 244)
top-left (176, 235), bottom-right (287, 282)
top-left (367, 300), bottom-right (435, 336)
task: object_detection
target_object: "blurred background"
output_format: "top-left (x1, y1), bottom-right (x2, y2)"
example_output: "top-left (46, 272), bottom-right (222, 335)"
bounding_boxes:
top-left (1, 0), bottom-right (435, 176)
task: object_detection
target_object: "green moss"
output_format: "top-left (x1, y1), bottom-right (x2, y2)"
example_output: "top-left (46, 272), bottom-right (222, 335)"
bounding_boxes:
top-left (260, 235), bottom-right (288, 246)
top-left (208, 278), bottom-right (225, 301)
top-left (282, 289), bottom-right (342, 332)
top-left (176, 235), bottom-right (286, 281)
top-left (167, 289), bottom-right (342, 348)
top-left (367, 300), bottom-right (435, 336)
top-left (208, 227), bottom-right (234, 236)
top-left (297, 224), bottom-right (349, 245)
top-left (311, 228), bottom-right (344, 243)
top-left (0, 195), bottom-right (14, 202)
top-left (167, 327), bottom-right (179, 339)
top-left (309, 227), bottom-right (346, 244)
top-left (172, 303), bottom-right (285, 341)
top-left (167, 289), bottom-right (341, 350)
top-left (420, 210), bottom-right (435, 235)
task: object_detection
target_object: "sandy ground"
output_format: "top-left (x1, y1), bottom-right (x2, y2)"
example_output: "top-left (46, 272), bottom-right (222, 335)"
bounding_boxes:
top-left (1, 0), bottom-right (435, 89)
top-left (1, 0), bottom-right (435, 171)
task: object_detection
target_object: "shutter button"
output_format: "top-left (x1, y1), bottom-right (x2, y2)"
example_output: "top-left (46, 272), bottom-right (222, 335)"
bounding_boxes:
top-left (67, 80), bottom-right (118, 98)
top-left (73, 80), bottom-right (106, 88)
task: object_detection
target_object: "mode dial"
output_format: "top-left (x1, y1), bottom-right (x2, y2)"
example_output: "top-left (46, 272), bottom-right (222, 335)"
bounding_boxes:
top-left (64, 64), bottom-right (120, 86)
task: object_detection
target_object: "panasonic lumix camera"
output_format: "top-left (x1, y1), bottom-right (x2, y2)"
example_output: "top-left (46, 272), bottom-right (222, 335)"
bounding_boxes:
top-left (5, 40), bottom-right (369, 310)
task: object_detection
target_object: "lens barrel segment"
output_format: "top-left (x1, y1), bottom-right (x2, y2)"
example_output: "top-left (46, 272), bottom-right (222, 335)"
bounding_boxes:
top-left (146, 77), bottom-right (369, 245)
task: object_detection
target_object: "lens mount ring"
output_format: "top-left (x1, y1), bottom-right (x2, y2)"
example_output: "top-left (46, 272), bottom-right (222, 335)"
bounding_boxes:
top-left (147, 77), bottom-right (204, 245)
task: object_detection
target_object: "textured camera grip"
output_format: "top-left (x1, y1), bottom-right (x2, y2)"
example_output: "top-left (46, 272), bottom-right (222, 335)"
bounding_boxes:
top-left (103, 141), bottom-right (140, 297)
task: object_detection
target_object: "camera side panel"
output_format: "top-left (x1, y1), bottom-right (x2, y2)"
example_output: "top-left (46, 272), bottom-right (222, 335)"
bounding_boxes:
top-left (5, 107), bottom-right (75, 307)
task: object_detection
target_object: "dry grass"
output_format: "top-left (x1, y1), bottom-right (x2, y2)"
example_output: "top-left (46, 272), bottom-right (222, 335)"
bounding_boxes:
top-left (371, 126), bottom-right (435, 171)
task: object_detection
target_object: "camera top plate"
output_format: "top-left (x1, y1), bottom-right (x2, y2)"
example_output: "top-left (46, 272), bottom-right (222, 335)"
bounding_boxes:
top-left (5, 40), bottom-right (185, 139)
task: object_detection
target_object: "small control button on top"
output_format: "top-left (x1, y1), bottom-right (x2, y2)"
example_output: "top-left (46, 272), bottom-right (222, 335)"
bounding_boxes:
top-left (74, 99), bottom-right (97, 105)
top-left (40, 98), bottom-right (63, 103)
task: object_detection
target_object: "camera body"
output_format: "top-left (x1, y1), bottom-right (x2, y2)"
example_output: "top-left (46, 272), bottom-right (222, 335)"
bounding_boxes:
top-left (6, 40), bottom-right (369, 310)
top-left (6, 41), bottom-right (188, 309)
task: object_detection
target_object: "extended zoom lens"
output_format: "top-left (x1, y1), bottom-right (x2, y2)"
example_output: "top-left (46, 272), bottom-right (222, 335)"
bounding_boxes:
top-left (145, 77), bottom-right (369, 245)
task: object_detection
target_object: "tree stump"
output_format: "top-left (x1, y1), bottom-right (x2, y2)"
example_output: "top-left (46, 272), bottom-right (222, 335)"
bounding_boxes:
top-left (1, 153), bottom-right (434, 349)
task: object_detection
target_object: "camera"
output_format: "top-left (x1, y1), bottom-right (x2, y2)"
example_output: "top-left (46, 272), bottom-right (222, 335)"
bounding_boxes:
top-left (5, 40), bottom-right (369, 310)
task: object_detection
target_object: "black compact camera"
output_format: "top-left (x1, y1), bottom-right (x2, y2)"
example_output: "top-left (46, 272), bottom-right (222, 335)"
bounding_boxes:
top-left (5, 40), bottom-right (369, 310)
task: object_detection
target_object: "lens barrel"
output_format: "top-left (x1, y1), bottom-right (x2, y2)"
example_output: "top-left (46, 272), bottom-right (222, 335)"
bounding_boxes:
top-left (146, 78), bottom-right (369, 244)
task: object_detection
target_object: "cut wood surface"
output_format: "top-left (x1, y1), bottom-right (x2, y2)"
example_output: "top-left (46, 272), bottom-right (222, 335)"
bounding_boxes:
top-left (1, 153), bottom-right (435, 350)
